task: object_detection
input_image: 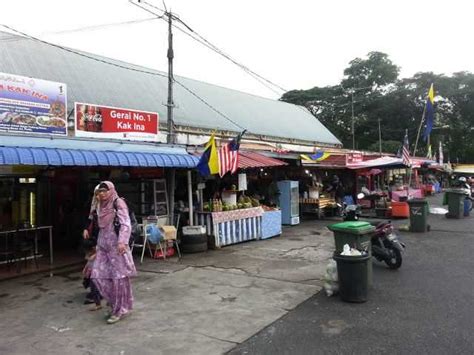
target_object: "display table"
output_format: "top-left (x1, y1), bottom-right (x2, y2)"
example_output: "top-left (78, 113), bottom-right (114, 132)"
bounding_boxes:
top-left (195, 207), bottom-right (264, 248)
top-left (260, 210), bottom-right (282, 239)
top-left (299, 197), bottom-right (336, 219)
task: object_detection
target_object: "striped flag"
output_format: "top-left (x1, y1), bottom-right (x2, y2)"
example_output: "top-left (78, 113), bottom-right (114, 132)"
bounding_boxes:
top-left (402, 130), bottom-right (411, 167)
top-left (218, 131), bottom-right (245, 177)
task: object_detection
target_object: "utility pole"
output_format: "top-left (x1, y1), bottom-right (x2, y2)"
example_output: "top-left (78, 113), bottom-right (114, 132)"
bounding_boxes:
top-left (351, 91), bottom-right (355, 150)
top-left (165, 9), bottom-right (176, 228)
top-left (378, 118), bottom-right (382, 154)
top-left (166, 10), bottom-right (175, 144)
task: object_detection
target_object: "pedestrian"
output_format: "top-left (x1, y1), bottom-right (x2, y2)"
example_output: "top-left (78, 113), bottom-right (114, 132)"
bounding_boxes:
top-left (91, 181), bottom-right (137, 324)
top-left (83, 184), bottom-right (100, 244)
top-left (82, 239), bottom-right (102, 311)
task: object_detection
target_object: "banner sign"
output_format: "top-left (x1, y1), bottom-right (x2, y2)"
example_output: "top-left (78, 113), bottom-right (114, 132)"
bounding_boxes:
top-left (0, 72), bottom-right (67, 136)
top-left (75, 102), bottom-right (159, 141)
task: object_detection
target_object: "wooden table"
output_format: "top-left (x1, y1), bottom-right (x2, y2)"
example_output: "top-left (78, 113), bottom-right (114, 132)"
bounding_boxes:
top-left (299, 197), bottom-right (337, 219)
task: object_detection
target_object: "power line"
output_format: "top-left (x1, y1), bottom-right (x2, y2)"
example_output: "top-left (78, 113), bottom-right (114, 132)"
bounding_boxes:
top-left (175, 80), bottom-right (245, 131)
top-left (0, 18), bottom-right (159, 43)
top-left (0, 24), bottom-right (244, 131)
top-left (134, 0), bottom-right (287, 96)
top-left (0, 25), bottom-right (167, 78)
top-left (43, 17), bottom-right (159, 35)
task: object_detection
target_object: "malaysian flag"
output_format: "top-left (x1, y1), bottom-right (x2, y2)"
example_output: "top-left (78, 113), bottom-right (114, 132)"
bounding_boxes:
top-left (402, 130), bottom-right (411, 167)
top-left (218, 131), bottom-right (245, 177)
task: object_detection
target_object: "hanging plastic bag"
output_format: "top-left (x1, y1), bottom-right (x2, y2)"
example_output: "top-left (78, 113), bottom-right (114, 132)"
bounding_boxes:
top-left (323, 259), bottom-right (339, 297)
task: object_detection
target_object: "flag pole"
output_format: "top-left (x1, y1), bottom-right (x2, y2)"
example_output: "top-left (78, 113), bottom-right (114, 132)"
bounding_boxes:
top-left (413, 102), bottom-right (427, 158)
top-left (407, 95), bottom-right (428, 197)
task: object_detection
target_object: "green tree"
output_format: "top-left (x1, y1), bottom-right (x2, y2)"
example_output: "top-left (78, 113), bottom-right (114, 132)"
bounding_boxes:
top-left (281, 52), bottom-right (474, 162)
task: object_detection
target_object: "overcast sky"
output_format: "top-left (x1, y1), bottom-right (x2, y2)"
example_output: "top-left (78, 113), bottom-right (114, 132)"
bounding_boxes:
top-left (0, 0), bottom-right (472, 99)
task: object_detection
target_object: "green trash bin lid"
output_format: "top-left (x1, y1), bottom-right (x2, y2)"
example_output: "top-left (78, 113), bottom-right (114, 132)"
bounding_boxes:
top-left (328, 221), bottom-right (375, 234)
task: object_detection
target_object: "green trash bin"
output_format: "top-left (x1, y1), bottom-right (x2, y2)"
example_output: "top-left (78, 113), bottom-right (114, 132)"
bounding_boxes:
top-left (445, 189), bottom-right (467, 219)
top-left (328, 221), bottom-right (375, 286)
top-left (408, 198), bottom-right (429, 232)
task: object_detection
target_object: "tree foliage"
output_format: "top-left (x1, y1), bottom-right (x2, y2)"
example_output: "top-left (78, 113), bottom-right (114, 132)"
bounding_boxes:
top-left (281, 52), bottom-right (474, 163)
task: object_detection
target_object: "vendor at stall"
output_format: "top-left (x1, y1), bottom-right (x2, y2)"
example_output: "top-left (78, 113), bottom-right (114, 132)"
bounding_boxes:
top-left (326, 175), bottom-right (345, 205)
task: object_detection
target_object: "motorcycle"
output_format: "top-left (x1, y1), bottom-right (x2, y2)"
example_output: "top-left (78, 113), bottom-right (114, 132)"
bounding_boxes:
top-left (341, 193), bottom-right (364, 221)
top-left (370, 220), bottom-right (405, 269)
top-left (341, 193), bottom-right (405, 269)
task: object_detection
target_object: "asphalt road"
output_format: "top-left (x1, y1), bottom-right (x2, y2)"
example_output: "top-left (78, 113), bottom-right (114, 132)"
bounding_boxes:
top-left (229, 203), bottom-right (474, 355)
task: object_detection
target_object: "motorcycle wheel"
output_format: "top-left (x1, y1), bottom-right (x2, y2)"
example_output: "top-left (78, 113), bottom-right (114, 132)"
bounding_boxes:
top-left (385, 246), bottom-right (402, 269)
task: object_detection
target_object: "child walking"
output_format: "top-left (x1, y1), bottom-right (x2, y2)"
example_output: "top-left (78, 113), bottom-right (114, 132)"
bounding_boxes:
top-left (82, 239), bottom-right (102, 311)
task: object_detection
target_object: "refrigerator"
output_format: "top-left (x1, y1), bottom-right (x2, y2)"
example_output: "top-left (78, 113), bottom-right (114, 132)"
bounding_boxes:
top-left (277, 180), bottom-right (300, 225)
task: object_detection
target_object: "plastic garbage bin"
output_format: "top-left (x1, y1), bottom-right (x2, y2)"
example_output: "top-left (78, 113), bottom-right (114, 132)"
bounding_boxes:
top-left (445, 189), bottom-right (467, 219)
top-left (328, 221), bottom-right (375, 286)
top-left (408, 198), bottom-right (429, 232)
top-left (333, 252), bottom-right (370, 303)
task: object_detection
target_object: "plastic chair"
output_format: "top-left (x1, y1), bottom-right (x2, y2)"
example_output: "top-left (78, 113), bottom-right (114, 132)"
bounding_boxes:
top-left (131, 223), bottom-right (154, 264)
top-left (155, 213), bottom-right (182, 260)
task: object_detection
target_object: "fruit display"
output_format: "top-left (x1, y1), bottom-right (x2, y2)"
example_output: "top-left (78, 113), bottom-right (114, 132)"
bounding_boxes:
top-left (202, 194), bottom-right (266, 212)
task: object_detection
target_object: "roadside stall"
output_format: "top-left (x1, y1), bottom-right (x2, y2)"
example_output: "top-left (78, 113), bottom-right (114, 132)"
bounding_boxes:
top-left (195, 150), bottom-right (287, 247)
top-left (299, 153), bottom-right (347, 218)
top-left (348, 156), bottom-right (412, 218)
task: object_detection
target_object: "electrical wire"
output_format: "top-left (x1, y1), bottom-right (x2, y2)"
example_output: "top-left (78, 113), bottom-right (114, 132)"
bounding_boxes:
top-left (43, 17), bottom-right (159, 35)
top-left (174, 80), bottom-right (246, 131)
top-left (0, 24), bottom-right (245, 131)
top-left (0, 24), bottom-right (167, 78)
top-left (135, 0), bottom-right (287, 96)
top-left (0, 18), bottom-right (159, 43)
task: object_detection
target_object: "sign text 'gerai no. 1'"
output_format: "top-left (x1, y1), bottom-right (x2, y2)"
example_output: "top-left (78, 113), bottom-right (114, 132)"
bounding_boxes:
top-left (74, 102), bottom-right (159, 141)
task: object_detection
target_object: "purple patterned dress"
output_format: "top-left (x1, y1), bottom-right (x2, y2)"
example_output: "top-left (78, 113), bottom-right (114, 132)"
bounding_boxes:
top-left (91, 197), bottom-right (137, 317)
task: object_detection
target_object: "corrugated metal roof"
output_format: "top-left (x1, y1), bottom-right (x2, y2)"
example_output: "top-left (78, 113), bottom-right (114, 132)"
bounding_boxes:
top-left (239, 151), bottom-right (287, 169)
top-left (0, 135), bottom-right (198, 168)
top-left (193, 150), bottom-right (286, 169)
top-left (0, 31), bottom-right (341, 146)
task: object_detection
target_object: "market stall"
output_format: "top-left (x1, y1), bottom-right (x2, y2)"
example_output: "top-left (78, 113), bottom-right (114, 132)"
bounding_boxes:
top-left (195, 206), bottom-right (264, 247)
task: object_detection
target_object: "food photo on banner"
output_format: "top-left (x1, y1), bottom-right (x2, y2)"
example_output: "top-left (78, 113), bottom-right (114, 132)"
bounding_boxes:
top-left (74, 102), bottom-right (159, 141)
top-left (0, 72), bottom-right (67, 136)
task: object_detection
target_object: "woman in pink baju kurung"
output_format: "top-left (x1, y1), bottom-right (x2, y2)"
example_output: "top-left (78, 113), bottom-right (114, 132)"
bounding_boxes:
top-left (91, 181), bottom-right (137, 324)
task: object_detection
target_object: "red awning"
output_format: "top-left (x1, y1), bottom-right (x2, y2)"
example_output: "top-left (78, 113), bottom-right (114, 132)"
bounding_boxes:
top-left (238, 151), bottom-right (287, 169)
top-left (192, 150), bottom-right (287, 170)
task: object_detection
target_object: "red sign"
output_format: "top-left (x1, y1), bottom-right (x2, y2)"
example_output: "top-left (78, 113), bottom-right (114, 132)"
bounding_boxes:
top-left (75, 102), bottom-right (159, 141)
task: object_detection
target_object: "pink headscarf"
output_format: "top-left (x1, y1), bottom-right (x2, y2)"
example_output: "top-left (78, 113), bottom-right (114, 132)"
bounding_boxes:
top-left (98, 181), bottom-right (119, 228)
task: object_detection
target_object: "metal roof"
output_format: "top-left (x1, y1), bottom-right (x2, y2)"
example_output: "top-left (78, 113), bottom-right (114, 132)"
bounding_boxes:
top-left (239, 151), bottom-right (287, 169)
top-left (0, 135), bottom-right (198, 168)
top-left (0, 31), bottom-right (341, 146)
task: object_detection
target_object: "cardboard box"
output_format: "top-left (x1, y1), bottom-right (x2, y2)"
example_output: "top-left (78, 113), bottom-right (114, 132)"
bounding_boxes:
top-left (160, 225), bottom-right (177, 240)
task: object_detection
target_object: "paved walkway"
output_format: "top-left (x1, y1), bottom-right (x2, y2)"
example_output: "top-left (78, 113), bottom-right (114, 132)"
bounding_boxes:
top-left (0, 218), bottom-right (336, 355)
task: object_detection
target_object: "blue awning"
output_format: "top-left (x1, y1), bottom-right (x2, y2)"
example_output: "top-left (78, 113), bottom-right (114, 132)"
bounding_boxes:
top-left (0, 136), bottom-right (198, 168)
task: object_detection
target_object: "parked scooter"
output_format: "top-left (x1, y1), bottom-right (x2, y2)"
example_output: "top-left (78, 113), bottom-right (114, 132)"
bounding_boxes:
top-left (342, 193), bottom-right (405, 269)
top-left (370, 220), bottom-right (405, 269)
top-left (341, 193), bottom-right (364, 221)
